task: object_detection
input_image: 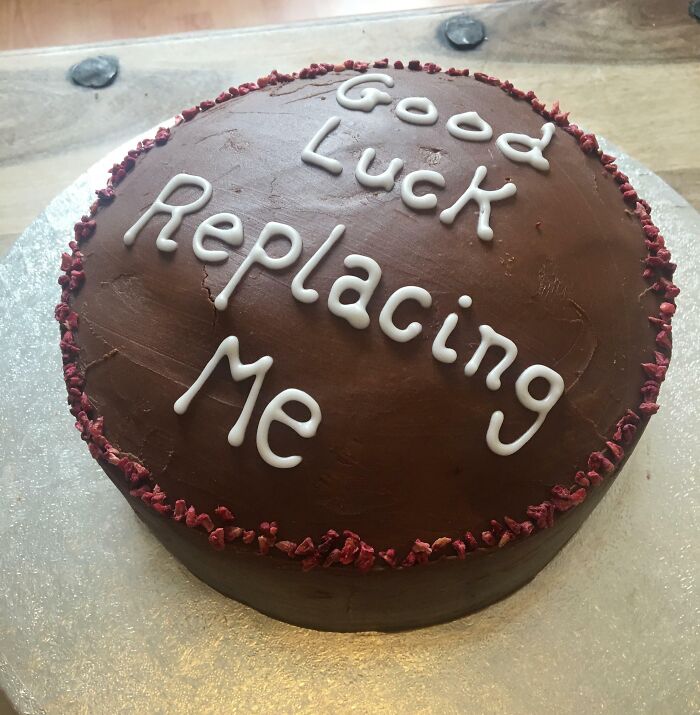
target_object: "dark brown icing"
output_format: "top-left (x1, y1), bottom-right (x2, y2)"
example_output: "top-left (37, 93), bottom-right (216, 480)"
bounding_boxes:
top-left (73, 70), bottom-right (655, 544)
top-left (63, 67), bottom-right (665, 627)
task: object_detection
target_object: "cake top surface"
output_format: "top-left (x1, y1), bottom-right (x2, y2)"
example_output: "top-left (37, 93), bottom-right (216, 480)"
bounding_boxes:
top-left (58, 61), bottom-right (675, 566)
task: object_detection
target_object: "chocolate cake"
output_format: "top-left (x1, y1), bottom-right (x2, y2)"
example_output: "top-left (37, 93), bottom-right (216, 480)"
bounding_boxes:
top-left (56, 59), bottom-right (677, 631)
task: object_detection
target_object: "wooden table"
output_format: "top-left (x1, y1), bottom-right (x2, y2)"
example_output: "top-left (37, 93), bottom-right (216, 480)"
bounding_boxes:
top-left (0, 0), bottom-right (698, 260)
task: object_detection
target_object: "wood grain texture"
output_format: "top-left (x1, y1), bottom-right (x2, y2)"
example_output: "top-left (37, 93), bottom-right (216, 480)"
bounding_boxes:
top-left (0, 0), bottom-right (698, 257)
top-left (0, 0), bottom-right (474, 51)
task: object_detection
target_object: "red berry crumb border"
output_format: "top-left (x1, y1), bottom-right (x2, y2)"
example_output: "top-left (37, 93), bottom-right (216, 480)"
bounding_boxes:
top-left (55, 59), bottom-right (678, 573)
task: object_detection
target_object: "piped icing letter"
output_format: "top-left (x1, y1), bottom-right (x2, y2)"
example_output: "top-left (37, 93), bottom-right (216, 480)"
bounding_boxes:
top-left (192, 213), bottom-right (244, 263)
top-left (174, 336), bottom-right (273, 448)
top-left (464, 325), bottom-right (518, 390)
top-left (355, 149), bottom-right (404, 191)
top-left (379, 286), bottom-right (432, 343)
top-left (432, 297), bottom-right (471, 364)
top-left (214, 222), bottom-right (302, 311)
top-left (328, 254), bottom-right (382, 329)
top-left (486, 365), bottom-right (565, 456)
top-left (336, 73), bottom-right (394, 112)
top-left (401, 170), bottom-right (446, 211)
top-left (446, 111), bottom-right (493, 142)
top-left (496, 122), bottom-right (556, 171)
top-left (291, 224), bottom-right (345, 304)
top-left (301, 116), bottom-right (343, 175)
top-left (123, 173), bottom-right (212, 251)
top-left (395, 97), bottom-right (438, 126)
top-left (256, 389), bottom-right (322, 469)
top-left (439, 165), bottom-right (516, 241)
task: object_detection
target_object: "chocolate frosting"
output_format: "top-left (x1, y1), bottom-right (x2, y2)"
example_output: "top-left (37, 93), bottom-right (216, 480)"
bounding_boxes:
top-left (72, 69), bottom-right (656, 552)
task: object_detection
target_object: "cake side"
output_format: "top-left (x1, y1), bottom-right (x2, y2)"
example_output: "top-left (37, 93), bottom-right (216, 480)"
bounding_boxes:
top-left (55, 60), bottom-right (677, 628)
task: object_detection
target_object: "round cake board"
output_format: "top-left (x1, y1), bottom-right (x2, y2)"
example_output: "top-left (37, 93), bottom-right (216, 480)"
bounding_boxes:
top-left (0, 127), bottom-right (697, 714)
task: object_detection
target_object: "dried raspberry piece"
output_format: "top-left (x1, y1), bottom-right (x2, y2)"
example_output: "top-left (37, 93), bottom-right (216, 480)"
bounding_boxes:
top-left (526, 501), bottom-right (555, 529)
top-left (224, 526), bottom-right (243, 542)
top-left (322, 548), bottom-right (341, 567)
top-left (393, 60), bottom-right (404, 69)
top-left (152, 502), bottom-right (173, 516)
top-left (641, 379), bottom-right (660, 402)
top-left (154, 127), bottom-right (171, 145)
top-left (587, 470), bottom-right (604, 486)
top-left (317, 529), bottom-right (340, 555)
top-left (373, 58), bottom-right (389, 68)
top-left (181, 106), bottom-right (199, 121)
top-left (639, 401), bottom-right (660, 416)
top-left (489, 520), bottom-right (505, 536)
top-left (209, 528), bottom-right (225, 551)
top-left (498, 531), bottom-right (514, 548)
top-left (258, 521), bottom-right (278, 537)
top-left (575, 470), bottom-right (590, 488)
top-left (258, 535), bottom-right (275, 555)
top-left (294, 536), bottom-right (316, 557)
top-left (407, 60), bottom-right (422, 71)
top-left (355, 543), bottom-right (375, 572)
top-left (378, 549), bottom-right (398, 567)
top-left (339, 535), bottom-right (359, 565)
top-left (504, 516), bottom-right (522, 535)
top-left (465, 531), bottom-right (479, 551)
top-left (588, 451), bottom-right (615, 475)
top-left (481, 531), bottom-right (496, 547)
top-left (275, 540), bottom-right (297, 556)
top-left (242, 530), bottom-right (256, 544)
top-left (520, 521), bottom-right (535, 537)
top-left (551, 485), bottom-right (586, 512)
top-left (301, 553), bottom-right (321, 571)
top-left (185, 507), bottom-right (198, 528)
top-left (452, 540), bottom-right (467, 559)
top-left (214, 506), bottom-right (235, 522)
top-left (401, 551), bottom-right (417, 568)
top-left (606, 441), bottom-right (625, 464)
top-left (412, 539), bottom-right (432, 555)
top-left (431, 537), bottom-right (452, 552)
top-left (641, 362), bottom-right (667, 381)
top-left (194, 513), bottom-right (214, 532)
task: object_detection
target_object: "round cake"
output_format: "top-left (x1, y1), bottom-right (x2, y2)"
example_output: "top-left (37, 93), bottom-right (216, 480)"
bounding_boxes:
top-left (56, 59), bottom-right (677, 631)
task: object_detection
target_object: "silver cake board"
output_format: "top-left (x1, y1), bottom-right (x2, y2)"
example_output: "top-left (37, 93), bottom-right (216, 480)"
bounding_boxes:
top-left (0, 129), bottom-right (698, 714)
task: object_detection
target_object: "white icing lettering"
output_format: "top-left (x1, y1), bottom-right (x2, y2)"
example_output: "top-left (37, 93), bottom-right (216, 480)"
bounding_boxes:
top-left (327, 254), bottom-right (382, 329)
top-left (256, 388), bottom-right (322, 469)
top-left (432, 313), bottom-right (459, 363)
top-left (301, 116), bottom-right (343, 175)
top-left (401, 170), bottom-right (446, 210)
top-left (214, 222), bottom-right (302, 311)
top-left (124, 173), bottom-right (212, 252)
top-left (355, 148), bottom-right (404, 191)
top-left (432, 296), bottom-right (472, 364)
top-left (446, 111), bottom-right (493, 142)
top-left (336, 73), bottom-right (394, 112)
top-left (496, 122), bottom-right (556, 171)
top-left (464, 325), bottom-right (518, 390)
top-left (192, 212), bottom-right (244, 263)
top-left (439, 165), bottom-right (517, 241)
top-left (379, 286), bottom-right (432, 343)
top-left (396, 96), bottom-right (438, 126)
top-left (486, 365), bottom-right (564, 456)
top-left (291, 224), bottom-right (345, 304)
top-left (174, 335), bottom-right (273, 448)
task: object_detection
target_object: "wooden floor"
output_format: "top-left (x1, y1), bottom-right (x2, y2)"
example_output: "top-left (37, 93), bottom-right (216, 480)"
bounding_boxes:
top-left (0, 0), bottom-right (474, 50)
